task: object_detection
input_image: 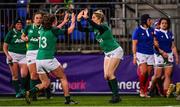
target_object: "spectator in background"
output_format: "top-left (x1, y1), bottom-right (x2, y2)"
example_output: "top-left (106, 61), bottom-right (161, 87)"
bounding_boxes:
top-left (3, 18), bottom-right (29, 98)
top-left (132, 14), bottom-right (154, 98)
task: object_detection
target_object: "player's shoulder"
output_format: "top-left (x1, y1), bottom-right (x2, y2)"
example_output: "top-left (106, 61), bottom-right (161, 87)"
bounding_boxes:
top-left (134, 26), bottom-right (141, 32)
top-left (6, 29), bottom-right (14, 35)
top-left (25, 24), bottom-right (33, 29)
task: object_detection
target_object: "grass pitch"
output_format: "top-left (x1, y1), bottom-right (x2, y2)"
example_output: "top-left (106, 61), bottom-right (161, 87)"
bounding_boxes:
top-left (0, 95), bottom-right (180, 106)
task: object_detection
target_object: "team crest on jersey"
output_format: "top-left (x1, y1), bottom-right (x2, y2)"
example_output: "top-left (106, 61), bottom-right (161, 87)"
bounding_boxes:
top-left (141, 33), bottom-right (144, 36)
top-left (13, 35), bottom-right (17, 38)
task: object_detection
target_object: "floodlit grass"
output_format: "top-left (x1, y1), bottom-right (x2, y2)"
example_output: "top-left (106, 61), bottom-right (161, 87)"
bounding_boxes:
top-left (0, 95), bottom-right (180, 106)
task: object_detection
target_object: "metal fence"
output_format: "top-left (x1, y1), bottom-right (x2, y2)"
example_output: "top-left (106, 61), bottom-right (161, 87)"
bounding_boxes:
top-left (0, 1), bottom-right (180, 55)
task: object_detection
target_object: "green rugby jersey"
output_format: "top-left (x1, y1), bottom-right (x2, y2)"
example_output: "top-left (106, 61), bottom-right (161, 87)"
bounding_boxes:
top-left (37, 27), bottom-right (65, 59)
top-left (78, 18), bottom-right (119, 53)
top-left (4, 28), bottom-right (27, 54)
top-left (24, 24), bottom-right (42, 50)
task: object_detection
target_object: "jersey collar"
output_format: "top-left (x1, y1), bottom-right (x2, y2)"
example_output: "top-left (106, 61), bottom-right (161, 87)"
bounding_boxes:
top-left (160, 29), bottom-right (169, 39)
top-left (33, 23), bottom-right (42, 30)
top-left (160, 29), bottom-right (167, 34)
top-left (140, 25), bottom-right (148, 30)
top-left (13, 28), bottom-right (23, 34)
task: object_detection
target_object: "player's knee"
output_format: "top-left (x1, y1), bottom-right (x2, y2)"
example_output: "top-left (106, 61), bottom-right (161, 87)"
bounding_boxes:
top-left (164, 72), bottom-right (171, 78)
top-left (104, 74), bottom-right (109, 80)
top-left (42, 81), bottom-right (50, 89)
top-left (12, 76), bottom-right (18, 80)
top-left (21, 71), bottom-right (28, 77)
top-left (12, 74), bottom-right (18, 80)
top-left (57, 73), bottom-right (67, 80)
top-left (109, 75), bottom-right (115, 80)
top-left (30, 72), bottom-right (38, 80)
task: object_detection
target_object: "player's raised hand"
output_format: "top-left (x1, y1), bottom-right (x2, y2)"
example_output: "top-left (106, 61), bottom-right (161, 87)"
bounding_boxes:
top-left (63, 12), bottom-right (69, 23)
top-left (83, 8), bottom-right (88, 19)
top-left (77, 10), bottom-right (84, 21)
top-left (71, 12), bottom-right (76, 23)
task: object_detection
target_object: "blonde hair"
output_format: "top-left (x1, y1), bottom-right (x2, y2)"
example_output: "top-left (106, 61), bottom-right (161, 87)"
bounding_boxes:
top-left (93, 10), bottom-right (104, 23)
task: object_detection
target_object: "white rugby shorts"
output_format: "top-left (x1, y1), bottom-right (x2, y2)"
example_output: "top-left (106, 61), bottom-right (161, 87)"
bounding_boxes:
top-left (104, 46), bottom-right (124, 59)
top-left (136, 52), bottom-right (154, 65)
top-left (36, 58), bottom-right (61, 74)
top-left (7, 51), bottom-right (26, 64)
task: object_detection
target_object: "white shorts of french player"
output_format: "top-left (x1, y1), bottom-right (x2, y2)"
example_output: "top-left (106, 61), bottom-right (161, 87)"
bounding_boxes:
top-left (136, 52), bottom-right (154, 66)
top-left (26, 50), bottom-right (38, 65)
top-left (7, 51), bottom-right (26, 64)
top-left (104, 46), bottom-right (124, 59)
top-left (36, 58), bottom-right (61, 74)
top-left (154, 52), bottom-right (174, 68)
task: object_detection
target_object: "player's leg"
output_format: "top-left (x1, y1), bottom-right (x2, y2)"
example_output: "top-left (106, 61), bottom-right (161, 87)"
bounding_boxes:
top-left (9, 62), bottom-right (21, 98)
top-left (26, 51), bottom-right (40, 100)
top-left (104, 57), bottom-right (121, 103)
top-left (149, 67), bottom-right (162, 96)
top-left (52, 65), bottom-right (78, 104)
top-left (18, 63), bottom-right (29, 96)
top-left (28, 63), bottom-right (39, 100)
top-left (143, 55), bottom-right (154, 97)
top-left (164, 66), bottom-right (173, 97)
top-left (144, 65), bottom-right (153, 97)
top-left (25, 73), bottom-right (50, 104)
top-left (138, 63), bottom-right (148, 97)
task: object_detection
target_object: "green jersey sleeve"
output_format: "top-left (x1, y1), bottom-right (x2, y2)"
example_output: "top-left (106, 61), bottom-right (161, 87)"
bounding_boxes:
top-left (4, 30), bottom-right (13, 44)
top-left (23, 25), bottom-right (31, 35)
top-left (52, 27), bottom-right (66, 36)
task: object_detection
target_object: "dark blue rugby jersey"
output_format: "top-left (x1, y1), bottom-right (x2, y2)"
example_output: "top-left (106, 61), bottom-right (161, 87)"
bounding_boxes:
top-left (154, 29), bottom-right (174, 54)
top-left (132, 25), bottom-right (154, 55)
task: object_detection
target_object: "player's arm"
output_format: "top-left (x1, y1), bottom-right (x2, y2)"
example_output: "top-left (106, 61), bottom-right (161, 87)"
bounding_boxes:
top-left (21, 33), bottom-right (28, 42)
top-left (132, 28), bottom-right (139, 65)
top-left (57, 12), bottom-right (69, 29)
top-left (154, 37), bottom-right (168, 58)
top-left (3, 43), bottom-right (12, 61)
top-left (21, 25), bottom-right (30, 42)
top-left (172, 42), bottom-right (179, 64)
top-left (67, 12), bottom-right (75, 34)
top-left (54, 13), bottom-right (75, 36)
top-left (83, 8), bottom-right (106, 32)
top-left (3, 32), bottom-right (12, 61)
top-left (77, 9), bottom-right (96, 32)
top-left (132, 40), bottom-right (137, 65)
top-left (77, 10), bottom-right (92, 32)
